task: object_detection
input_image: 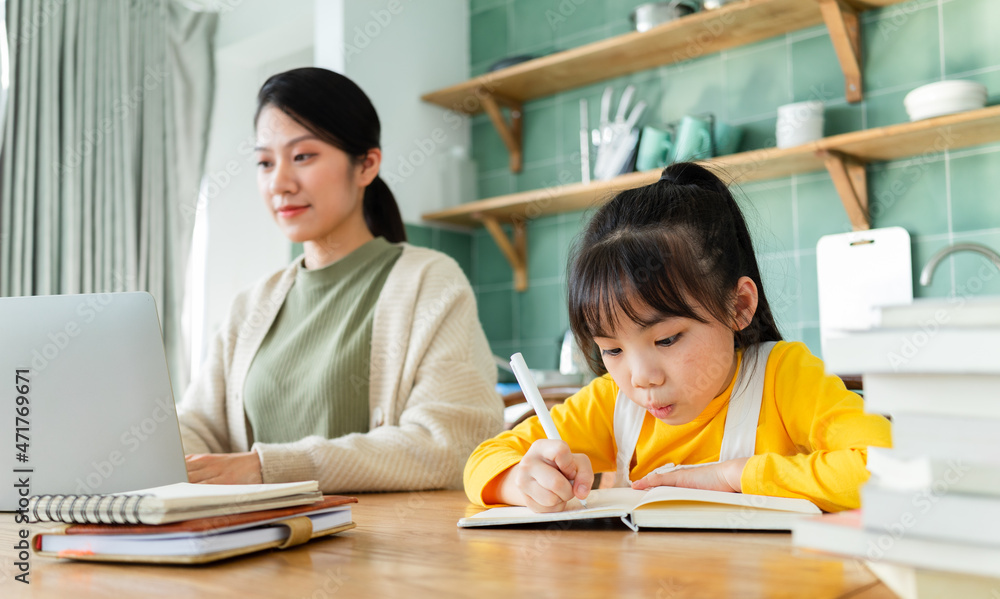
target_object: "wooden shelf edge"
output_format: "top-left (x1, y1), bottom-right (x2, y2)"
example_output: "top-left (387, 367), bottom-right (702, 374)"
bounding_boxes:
top-left (819, 0), bottom-right (864, 103)
top-left (481, 94), bottom-right (523, 173)
top-left (421, 0), bottom-right (907, 115)
top-left (823, 150), bottom-right (870, 230)
top-left (422, 105), bottom-right (1000, 228)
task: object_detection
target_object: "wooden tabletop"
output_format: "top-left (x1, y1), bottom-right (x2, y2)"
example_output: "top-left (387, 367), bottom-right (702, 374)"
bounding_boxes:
top-left (1, 490), bottom-right (894, 598)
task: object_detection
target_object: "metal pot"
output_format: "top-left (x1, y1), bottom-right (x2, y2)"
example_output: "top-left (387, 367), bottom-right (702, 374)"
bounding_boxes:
top-left (703, 0), bottom-right (739, 9)
top-left (630, 0), bottom-right (701, 33)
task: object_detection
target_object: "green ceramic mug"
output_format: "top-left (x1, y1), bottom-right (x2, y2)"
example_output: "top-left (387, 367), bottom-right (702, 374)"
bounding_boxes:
top-left (635, 126), bottom-right (675, 172)
top-left (672, 114), bottom-right (714, 162)
top-left (713, 121), bottom-right (744, 157)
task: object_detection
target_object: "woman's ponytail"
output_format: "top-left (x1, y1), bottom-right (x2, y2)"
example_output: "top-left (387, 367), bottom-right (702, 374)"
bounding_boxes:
top-left (363, 175), bottom-right (407, 243)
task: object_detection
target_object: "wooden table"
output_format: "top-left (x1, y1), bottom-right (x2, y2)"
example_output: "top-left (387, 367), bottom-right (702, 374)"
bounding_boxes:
top-left (1, 490), bottom-right (894, 598)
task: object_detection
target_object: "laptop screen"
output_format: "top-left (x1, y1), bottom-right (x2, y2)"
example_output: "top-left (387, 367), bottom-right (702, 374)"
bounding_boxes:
top-left (0, 292), bottom-right (188, 511)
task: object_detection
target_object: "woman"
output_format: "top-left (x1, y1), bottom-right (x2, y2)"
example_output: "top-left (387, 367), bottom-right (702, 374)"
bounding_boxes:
top-left (178, 67), bottom-right (503, 493)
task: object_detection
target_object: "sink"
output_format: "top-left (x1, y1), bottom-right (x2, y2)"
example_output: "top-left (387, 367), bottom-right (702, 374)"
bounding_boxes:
top-left (822, 240), bottom-right (1000, 376)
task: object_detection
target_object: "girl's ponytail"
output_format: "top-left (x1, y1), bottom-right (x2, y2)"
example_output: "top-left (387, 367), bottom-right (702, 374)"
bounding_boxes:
top-left (363, 175), bottom-right (407, 243)
top-left (658, 162), bottom-right (730, 198)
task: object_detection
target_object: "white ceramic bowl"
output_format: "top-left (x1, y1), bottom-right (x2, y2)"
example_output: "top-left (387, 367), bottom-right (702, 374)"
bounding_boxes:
top-left (904, 80), bottom-right (987, 121)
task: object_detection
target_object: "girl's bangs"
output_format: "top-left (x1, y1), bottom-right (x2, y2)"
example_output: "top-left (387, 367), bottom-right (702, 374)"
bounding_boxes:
top-left (576, 230), bottom-right (712, 339)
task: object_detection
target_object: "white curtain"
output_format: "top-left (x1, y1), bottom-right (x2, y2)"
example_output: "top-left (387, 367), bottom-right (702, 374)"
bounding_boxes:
top-left (0, 0), bottom-right (217, 392)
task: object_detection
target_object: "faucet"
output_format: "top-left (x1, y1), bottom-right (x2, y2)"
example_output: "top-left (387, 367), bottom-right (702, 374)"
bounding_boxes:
top-left (919, 242), bottom-right (1000, 286)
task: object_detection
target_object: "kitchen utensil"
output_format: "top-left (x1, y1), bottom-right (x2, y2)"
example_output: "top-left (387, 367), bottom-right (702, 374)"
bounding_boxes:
top-left (904, 80), bottom-right (987, 122)
top-left (635, 125), bottom-right (675, 171)
top-left (816, 227), bottom-right (913, 360)
top-left (615, 85), bottom-right (636, 124)
top-left (598, 86), bottom-right (614, 146)
top-left (630, 0), bottom-right (701, 32)
top-left (579, 98), bottom-right (591, 183)
top-left (776, 100), bottom-right (824, 148)
top-left (593, 91), bottom-right (646, 180)
top-left (703, 0), bottom-right (739, 9)
top-left (672, 114), bottom-right (715, 162)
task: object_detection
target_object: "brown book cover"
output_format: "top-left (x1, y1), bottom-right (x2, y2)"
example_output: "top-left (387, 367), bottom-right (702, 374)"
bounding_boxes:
top-left (31, 495), bottom-right (358, 565)
top-left (59, 495), bottom-right (357, 535)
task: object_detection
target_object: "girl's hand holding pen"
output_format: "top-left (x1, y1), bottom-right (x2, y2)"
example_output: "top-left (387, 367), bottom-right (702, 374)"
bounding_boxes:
top-left (497, 439), bottom-right (594, 513)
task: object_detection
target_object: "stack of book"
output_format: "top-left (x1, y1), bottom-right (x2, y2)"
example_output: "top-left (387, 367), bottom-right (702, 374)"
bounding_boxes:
top-left (796, 299), bottom-right (1000, 598)
top-left (27, 481), bottom-right (356, 564)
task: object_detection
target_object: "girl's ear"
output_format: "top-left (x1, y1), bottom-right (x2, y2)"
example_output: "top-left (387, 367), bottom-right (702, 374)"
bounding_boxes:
top-left (733, 276), bottom-right (759, 331)
top-left (357, 148), bottom-right (382, 187)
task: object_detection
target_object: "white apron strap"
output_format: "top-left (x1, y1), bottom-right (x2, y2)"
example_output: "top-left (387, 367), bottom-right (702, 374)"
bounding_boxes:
top-left (611, 341), bottom-right (778, 487)
top-left (718, 341), bottom-right (778, 462)
top-left (612, 389), bottom-right (646, 488)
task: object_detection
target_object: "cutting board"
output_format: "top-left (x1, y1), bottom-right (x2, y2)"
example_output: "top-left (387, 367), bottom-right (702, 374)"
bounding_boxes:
top-left (816, 227), bottom-right (913, 358)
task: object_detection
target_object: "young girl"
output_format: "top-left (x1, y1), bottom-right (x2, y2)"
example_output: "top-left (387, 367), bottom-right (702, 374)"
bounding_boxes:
top-left (464, 162), bottom-right (891, 513)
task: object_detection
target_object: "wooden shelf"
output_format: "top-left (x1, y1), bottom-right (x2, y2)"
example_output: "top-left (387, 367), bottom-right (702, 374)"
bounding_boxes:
top-left (425, 0), bottom-right (902, 113)
top-left (425, 105), bottom-right (1000, 227)
top-left (422, 0), bottom-right (905, 172)
top-left (423, 105), bottom-right (1000, 288)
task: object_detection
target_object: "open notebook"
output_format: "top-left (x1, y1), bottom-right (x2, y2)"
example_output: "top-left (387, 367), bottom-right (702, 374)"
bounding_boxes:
top-left (459, 487), bottom-right (821, 531)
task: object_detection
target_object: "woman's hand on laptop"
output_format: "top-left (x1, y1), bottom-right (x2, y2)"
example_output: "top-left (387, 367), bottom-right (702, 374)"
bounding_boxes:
top-left (185, 451), bottom-right (263, 485)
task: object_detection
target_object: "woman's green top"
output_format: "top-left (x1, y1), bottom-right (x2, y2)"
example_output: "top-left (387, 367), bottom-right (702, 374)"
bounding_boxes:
top-left (243, 237), bottom-right (402, 444)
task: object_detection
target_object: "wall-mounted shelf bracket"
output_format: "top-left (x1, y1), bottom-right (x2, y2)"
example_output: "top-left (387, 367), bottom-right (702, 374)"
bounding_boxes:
top-left (818, 0), bottom-right (863, 103)
top-left (822, 150), bottom-right (869, 231)
top-left (480, 94), bottom-right (523, 173)
top-left (480, 215), bottom-right (528, 291)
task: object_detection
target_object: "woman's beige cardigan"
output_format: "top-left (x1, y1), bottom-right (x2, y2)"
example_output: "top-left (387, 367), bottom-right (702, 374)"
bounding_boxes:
top-left (177, 244), bottom-right (504, 493)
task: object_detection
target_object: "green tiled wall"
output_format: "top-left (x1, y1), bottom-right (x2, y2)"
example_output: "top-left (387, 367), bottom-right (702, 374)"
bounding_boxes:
top-left (404, 224), bottom-right (474, 280)
top-left (427, 0), bottom-right (1000, 368)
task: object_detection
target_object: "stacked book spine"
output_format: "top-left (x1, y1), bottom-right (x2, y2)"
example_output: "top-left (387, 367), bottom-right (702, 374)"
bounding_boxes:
top-left (796, 308), bottom-right (1000, 598)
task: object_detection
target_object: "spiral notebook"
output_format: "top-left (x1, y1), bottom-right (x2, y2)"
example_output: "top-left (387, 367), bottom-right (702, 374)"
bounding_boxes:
top-left (28, 481), bottom-right (323, 525)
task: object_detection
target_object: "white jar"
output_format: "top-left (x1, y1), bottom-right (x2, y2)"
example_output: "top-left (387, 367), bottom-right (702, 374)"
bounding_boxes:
top-left (776, 100), bottom-right (824, 149)
top-left (433, 146), bottom-right (477, 210)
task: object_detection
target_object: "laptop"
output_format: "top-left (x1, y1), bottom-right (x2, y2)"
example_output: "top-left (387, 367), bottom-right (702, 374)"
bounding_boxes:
top-left (0, 292), bottom-right (189, 511)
